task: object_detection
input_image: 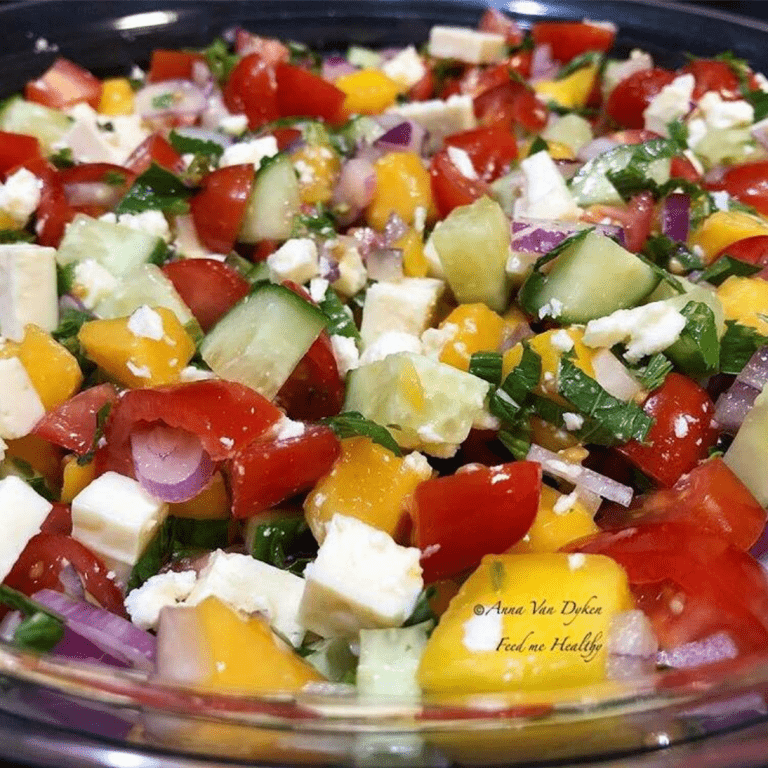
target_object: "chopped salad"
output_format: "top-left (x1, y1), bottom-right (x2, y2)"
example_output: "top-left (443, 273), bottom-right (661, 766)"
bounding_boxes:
top-left (2, 9), bottom-right (768, 698)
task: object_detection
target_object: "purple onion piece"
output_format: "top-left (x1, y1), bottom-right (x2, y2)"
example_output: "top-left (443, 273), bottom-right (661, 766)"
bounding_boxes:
top-left (319, 253), bottom-right (341, 284)
top-left (715, 379), bottom-right (760, 434)
top-left (737, 345), bottom-right (768, 390)
top-left (661, 192), bottom-right (691, 243)
top-left (382, 212), bottom-right (408, 247)
top-left (511, 218), bottom-right (624, 255)
top-left (133, 79), bottom-right (207, 119)
top-left (59, 294), bottom-right (88, 314)
top-left (656, 632), bottom-right (738, 669)
top-left (374, 120), bottom-right (426, 155)
top-left (322, 55), bottom-right (356, 81)
top-left (366, 248), bottom-right (404, 282)
top-left (750, 522), bottom-right (768, 560)
top-left (577, 136), bottom-right (620, 163)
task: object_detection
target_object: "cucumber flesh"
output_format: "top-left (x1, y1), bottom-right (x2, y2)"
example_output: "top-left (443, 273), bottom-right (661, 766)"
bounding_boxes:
top-left (200, 282), bottom-right (327, 400)
top-left (519, 230), bottom-right (659, 324)
top-left (0, 97), bottom-right (72, 152)
top-left (725, 384), bottom-right (768, 506)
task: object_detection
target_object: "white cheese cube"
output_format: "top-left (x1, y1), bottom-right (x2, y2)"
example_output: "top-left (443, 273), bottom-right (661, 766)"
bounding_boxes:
top-left (99, 210), bottom-right (172, 242)
top-left (332, 243), bottom-right (368, 297)
top-left (643, 74), bottom-right (695, 137)
top-left (381, 46), bottom-right (427, 89)
top-left (0, 169), bottom-right (43, 226)
top-left (386, 95), bottom-right (477, 152)
top-left (217, 113), bottom-right (249, 135)
top-left (0, 476), bottom-right (52, 581)
top-left (0, 243), bottom-right (58, 341)
top-left (330, 334), bottom-right (360, 377)
top-left (0, 356), bottom-right (45, 439)
top-left (71, 472), bottom-right (169, 571)
top-left (124, 570), bottom-right (197, 631)
top-left (267, 238), bottom-right (319, 284)
top-left (73, 259), bottom-right (119, 310)
top-left (360, 278), bottom-right (444, 348)
top-left (359, 331), bottom-right (423, 365)
top-left (184, 550), bottom-right (306, 646)
top-left (698, 91), bottom-right (754, 130)
top-left (220, 136), bottom-right (279, 170)
top-left (59, 118), bottom-right (122, 164)
top-left (299, 514), bottom-right (423, 637)
top-left (428, 26), bottom-right (506, 65)
top-left (514, 151), bottom-right (582, 221)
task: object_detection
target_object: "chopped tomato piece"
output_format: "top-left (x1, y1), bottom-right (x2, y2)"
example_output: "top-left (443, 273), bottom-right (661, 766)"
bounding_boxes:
top-left (189, 164), bottom-right (254, 255)
top-left (478, 8), bottom-right (524, 46)
top-left (714, 234), bottom-right (768, 266)
top-left (430, 148), bottom-right (489, 218)
top-left (474, 80), bottom-right (548, 133)
top-left (223, 53), bottom-right (280, 130)
top-left (582, 190), bottom-right (655, 253)
top-left (413, 461), bottom-right (541, 582)
top-left (706, 161), bottom-right (768, 217)
top-left (161, 258), bottom-right (250, 333)
top-left (125, 134), bottom-right (185, 175)
top-left (445, 126), bottom-right (518, 182)
top-left (41, 503), bottom-right (73, 536)
top-left (25, 57), bottom-right (102, 109)
top-left (458, 63), bottom-right (514, 99)
top-left (669, 154), bottom-right (701, 183)
top-left (606, 68), bottom-right (676, 129)
top-left (229, 424), bottom-right (341, 518)
top-left (531, 22), bottom-right (616, 63)
top-left (33, 383), bottom-right (118, 456)
top-left (35, 173), bottom-right (76, 248)
top-left (272, 127), bottom-right (303, 152)
top-left (275, 64), bottom-right (346, 123)
top-left (408, 66), bottom-right (436, 101)
top-left (0, 132), bottom-right (41, 177)
top-left (680, 59), bottom-right (742, 101)
top-left (147, 50), bottom-right (205, 82)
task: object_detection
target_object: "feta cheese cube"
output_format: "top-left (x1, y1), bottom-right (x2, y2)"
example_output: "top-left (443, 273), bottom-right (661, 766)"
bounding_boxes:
top-left (0, 357), bottom-right (45, 439)
top-left (420, 322), bottom-right (459, 360)
top-left (220, 136), bottom-right (279, 169)
top-left (331, 243), bottom-right (368, 297)
top-left (698, 91), bottom-right (754, 130)
top-left (359, 330), bottom-right (423, 365)
top-left (514, 151), bottom-right (582, 221)
top-left (0, 168), bottom-right (43, 226)
top-left (0, 243), bottom-right (58, 341)
top-left (428, 26), bottom-right (506, 65)
top-left (71, 472), bottom-right (169, 571)
top-left (643, 74), bottom-right (695, 137)
top-left (73, 259), bottom-right (119, 310)
top-left (299, 514), bottom-right (423, 637)
top-left (386, 95), bottom-right (477, 152)
top-left (381, 46), bottom-right (427, 89)
top-left (100, 210), bottom-right (171, 242)
top-left (330, 334), bottom-right (360, 377)
top-left (0, 476), bottom-right (52, 581)
top-left (125, 570), bottom-right (197, 630)
top-left (185, 550), bottom-right (306, 646)
top-left (267, 238), bottom-right (319, 284)
top-left (360, 278), bottom-right (444, 348)
top-left (217, 113), bottom-right (249, 135)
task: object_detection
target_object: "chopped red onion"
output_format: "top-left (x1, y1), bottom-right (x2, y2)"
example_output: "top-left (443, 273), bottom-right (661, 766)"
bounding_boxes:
top-left (63, 181), bottom-right (125, 209)
top-left (33, 590), bottom-right (156, 672)
top-left (656, 632), bottom-right (738, 669)
top-left (322, 55), bottom-right (356, 81)
top-left (332, 157), bottom-right (376, 219)
top-left (383, 212), bottom-right (409, 247)
top-left (374, 120), bottom-right (426, 155)
top-left (500, 321), bottom-right (534, 352)
top-left (58, 563), bottom-right (85, 601)
top-left (319, 252), bottom-right (341, 284)
top-left (155, 604), bottom-right (207, 686)
top-left (737, 345), bottom-right (768, 390)
top-left (134, 80), bottom-right (207, 119)
top-left (530, 44), bottom-right (557, 82)
top-left (749, 522), bottom-right (768, 560)
top-left (592, 349), bottom-right (642, 402)
top-left (660, 193), bottom-right (691, 243)
top-left (574, 485), bottom-right (602, 514)
top-left (715, 379), bottom-right (760, 434)
top-left (555, 160), bottom-right (581, 181)
top-left (59, 293), bottom-right (88, 314)
top-left (511, 218), bottom-right (624, 254)
top-left (527, 444), bottom-right (634, 506)
top-left (577, 137), bottom-right (620, 163)
top-left (131, 423), bottom-right (215, 503)
top-left (191, 60), bottom-right (215, 97)
top-left (366, 248), bottom-right (404, 282)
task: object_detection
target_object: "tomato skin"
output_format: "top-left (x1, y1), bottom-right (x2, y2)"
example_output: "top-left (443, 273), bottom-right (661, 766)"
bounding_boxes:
top-left (189, 164), bottom-right (254, 255)
top-left (680, 59), bottom-right (741, 101)
top-left (479, 8), bottom-right (524, 46)
top-left (0, 132), bottom-right (41, 177)
top-left (531, 22), bottom-right (616, 63)
top-left (474, 80), bottom-right (547, 133)
top-left (99, 381), bottom-right (282, 476)
top-left (714, 234), bottom-right (768, 266)
top-left (41, 503), bottom-right (73, 536)
top-left (582, 191), bottom-right (655, 253)
top-left (669, 154), bottom-right (701, 183)
top-left (4, 533), bottom-right (125, 616)
top-left (707, 161), bottom-right (768, 217)
top-left (125, 134), bottom-right (185, 175)
top-left (161, 258), bottom-right (250, 333)
top-left (430, 148), bottom-right (489, 218)
top-left (606, 68), bottom-right (676, 128)
top-left (147, 50), bottom-right (204, 82)
top-left (408, 66), bottom-right (436, 101)
top-left (223, 54), bottom-right (280, 130)
top-left (413, 461), bottom-right (541, 583)
top-left (444, 126), bottom-right (518, 182)
top-left (272, 127), bottom-right (303, 152)
top-left (25, 57), bottom-right (102, 110)
top-left (229, 424), bottom-right (341, 518)
top-left (618, 373), bottom-right (718, 487)
top-left (275, 64), bottom-right (346, 123)
top-left (33, 383), bottom-right (119, 456)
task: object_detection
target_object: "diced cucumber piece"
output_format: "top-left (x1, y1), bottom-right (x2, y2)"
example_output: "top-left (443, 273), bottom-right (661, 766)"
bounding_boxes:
top-left (303, 637), bottom-right (358, 683)
top-left (725, 384), bottom-right (768, 506)
top-left (0, 97), bottom-right (72, 152)
top-left (200, 282), bottom-right (326, 400)
top-left (224, 253), bottom-right (269, 284)
top-left (344, 352), bottom-right (489, 456)
top-left (347, 46), bottom-right (383, 69)
top-left (541, 113), bottom-right (593, 155)
top-left (519, 230), bottom-right (659, 324)
top-left (693, 126), bottom-right (755, 168)
top-left (57, 214), bottom-right (165, 278)
top-left (357, 622), bottom-right (431, 697)
top-left (239, 154), bottom-right (301, 243)
top-left (430, 196), bottom-right (512, 312)
top-left (94, 263), bottom-right (202, 343)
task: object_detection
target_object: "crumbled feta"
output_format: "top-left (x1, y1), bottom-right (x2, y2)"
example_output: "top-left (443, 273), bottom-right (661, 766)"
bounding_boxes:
top-left (462, 611), bottom-right (502, 652)
top-left (698, 91), bottom-right (754, 130)
top-left (179, 365), bottom-right (216, 382)
top-left (217, 113), bottom-right (249, 135)
top-left (125, 571), bottom-right (197, 631)
top-left (582, 301), bottom-right (687, 363)
top-left (673, 414), bottom-right (689, 438)
top-left (309, 277), bottom-right (330, 303)
top-left (274, 416), bottom-right (306, 441)
top-left (100, 210), bottom-right (171, 242)
top-left (550, 329), bottom-right (575, 353)
top-left (381, 46), bottom-right (427, 89)
top-left (330, 334), bottom-right (360, 377)
top-left (267, 238), bottom-right (319, 284)
top-left (446, 146), bottom-right (478, 179)
top-left (62, 104), bottom-right (150, 165)
top-left (563, 412), bottom-right (584, 431)
top-left (429, 26), bottom-right (506, 65)
top-left (538, 297), bottom-right (564, 320)
top-left (220, 136), bottom-right (279, 169)
top-left (642, 74), bottom-right (695, 137)
top-left (331, 242), bottom-right (368, 296)
top-left (359, 331), bottom-right (423, 365)
top-left (0, 168), bottom-right (43, 226)
top-left (413, 206), bottom-right (427, 235)
top-left (554, 491), bottom-right (579, 515)
top-left (127, 305), bottom-right (165, 340)
top-left (514, 151), bottom-right (581, 221)
top-left (387, 95), bottom-right (477, 152)
top-left (126, 361), bottom-right (152, 379)
top-left (73, 259), bottom-right (119, 310)
top-left (401, 451), bottom-right (432, 478)
top-left (0, 357), bottom-right (45, 440)
top-left (472, 409), bottom-right (501, 431)
top-left (420, 322), bottom-right (459, 360)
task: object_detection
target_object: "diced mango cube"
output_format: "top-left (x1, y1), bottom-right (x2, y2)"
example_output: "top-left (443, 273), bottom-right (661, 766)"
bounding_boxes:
top-left (291, 143), bottom-right (341, 205)
top-left (716, 275), bottom-right (768, 335)
top-left (336, 69), bottom-right (401, 115)
top-left (417, 553), bottom-right (633, 693)
top-left (510, 485), bottom-right (598, 554)
top-left (98, 77), bottom-right (134, 115)
top-left (689, 210), bottom-right (768, 264)
top-left (397, 228), bottom-right (429, 278)
top-left (78, 306), bottom-right (195, 388)
top-left (61, 454), bottom-right (96, 504)
top-left (169, 472), bottom-right (230, 520)
top-left (365, 151), bottom-right (435, 231)
top-left (533, 65), bottom-right (598, 110)
top-left (437, 303), bottom-right (507, 372)
top-left (303, 437), bottom-right (432, 543)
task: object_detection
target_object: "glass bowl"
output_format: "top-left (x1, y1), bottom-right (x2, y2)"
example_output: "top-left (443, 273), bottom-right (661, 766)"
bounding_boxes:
top-left (3, 1), bottom-right (768, 765)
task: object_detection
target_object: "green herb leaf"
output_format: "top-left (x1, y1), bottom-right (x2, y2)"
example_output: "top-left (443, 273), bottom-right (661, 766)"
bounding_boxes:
top-left (528, 136), bottom-right (548, 156)
top-left (489, 343), bottom-right (541, 422)
top-left (291, 205), bottom-right (337, 238)
top-left (0, 585), bottom-right (64, 653)
top-left (528, 393), bottom-right (614, 446)
top-left (403, 586), bottom-right (437, 628)
top-left (169, 129), bottom-right (225, 160)
top-left (556, 51), bottom-right (603, 80)
top-left (115, 163), bottom-right (192, 215)
top-left (0, 229), bottom-right (34, 244)
top-left (468, 351), bottom-right (503, 387)
top-left (201, 38), bottom-right (240, 84)
top-left (3, 457), bottom-right (56, 502)
top-left (634, 353), bottom-right (673, 391)
top-left (51, 307), bottom-right (94, 372)
top-left (318, 289), bottom-right (360, 342)
top-left (146, 239), bottom-right (173, 266)
top-left (720, 320), bottom-right (768, 375)
top-left (700, 254), bottom-right (762, 285)
top-left (558, 356), bottom-right (653, 443)
top-left (49, 146), bottom-right (75, 169)
top-left (497, 424), bottom-right (532, 460)
top-left (151, 92), bottom-right (176, 110)
top-left (666, 301), bottom-right (720, 375)
top-left (77, 401), bottom-right (113, 466)
top-left (321, 411), bottom-right (402, 456)
top-left (643, 233), bottom-right (703, 273)
top-left (634, 251), bottom-right (686, 294)
top-left (746, 89), bottom-right (768, 122)
top-left (251, 516), bottom-right (314, 575)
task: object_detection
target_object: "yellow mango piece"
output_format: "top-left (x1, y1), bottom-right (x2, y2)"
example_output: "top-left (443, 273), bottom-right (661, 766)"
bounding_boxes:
top-left (533, 65), bottom-right (598, 109)
top-left (0, 211), bottom-right (18, 229)
top-left (336, 69), bottom-right (400, 115)
top-left (438, 303), bottom-right (507, 372)
top-left (511, 485), bottom-right (598, 554)
top-left (170, 472), bottom-right (230, 520)
top-left (291, 143), bottom-right (341, 205)
top-left (304, 436), bottom-right (432, 543)
top-left (78, 307), bottom-right (194, 388)
top-left (98, 77), bottom-right (134, 115)
top-left (6, 434), bottom-right (63, 489)
top-left (418, 553), bottom-right (633, 693)
top-left (365, 151), bottom-right (435, 231)
top-left (193, 598), bottom-right (323, 693)
top-left (689, 210), bottom-right (768, 264)
top-left (61, 455), bottom-right (96, 504)
top-left (11, 325), bottom-right (82, 411)
top-left (717, 276), bottom-right (768, 335)
top-left (397, 228), bottom-right (428, 277)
